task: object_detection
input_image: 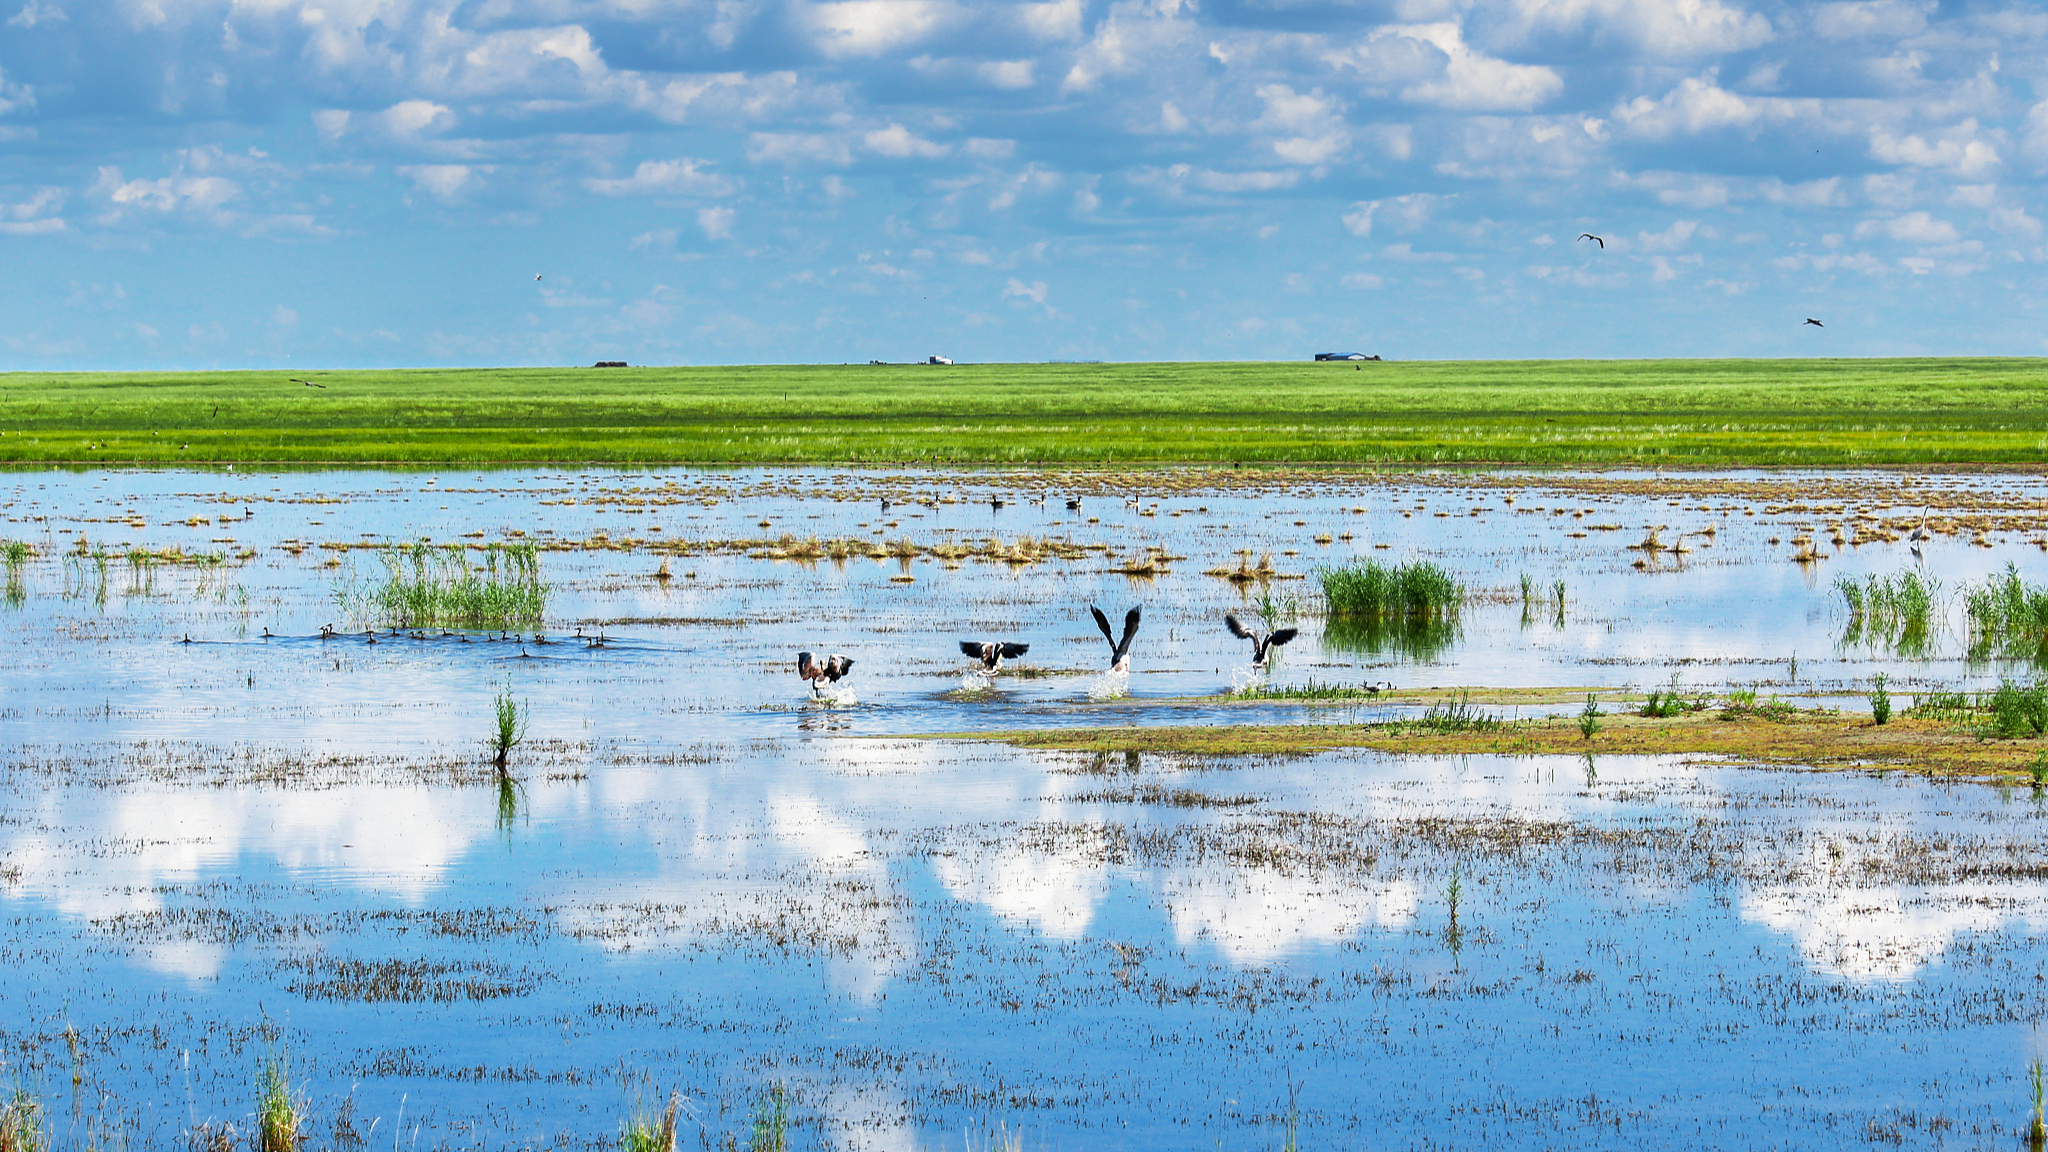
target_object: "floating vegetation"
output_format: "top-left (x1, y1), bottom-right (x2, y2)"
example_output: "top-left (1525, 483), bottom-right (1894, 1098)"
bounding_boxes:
top-left (1207, 551), bottom-right (1277, 583)
top-left (1836, 570), bottom-right (1940, 657)
top-left (342, 541), bottom-right (548, 629)
top-left (1966, 563), bottom-right (2048, 662)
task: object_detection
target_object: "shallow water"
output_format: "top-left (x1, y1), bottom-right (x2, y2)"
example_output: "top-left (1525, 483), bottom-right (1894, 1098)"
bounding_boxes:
top-left (4, 466), bottom-right (2048, 1148)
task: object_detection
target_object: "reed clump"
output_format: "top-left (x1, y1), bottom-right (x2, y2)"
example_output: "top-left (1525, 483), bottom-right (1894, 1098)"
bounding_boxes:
top-left (1836, 570), bottom-right (1940, 655)
top-left (1966, 563), bottom-right (2048, 659)
top-left (255, 1044), bottom-right (301, 1152)
top-left (0, 1085), bottom-right (46, 1152)
top-left (348, 541), bottom-right (548, 629)
top-left (490, 685), bottom-right (528, 774)
top-left (1412, 692), bottom-right (1503, 733)
top-left (1319, 558), bottom-right (1462, 620)
top-left (620, 1093), bottom-right (680, 1152)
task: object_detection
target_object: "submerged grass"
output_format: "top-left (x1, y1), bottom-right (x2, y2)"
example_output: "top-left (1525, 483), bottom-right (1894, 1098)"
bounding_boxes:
top-left (11, 358), bottom-right (2048, 465)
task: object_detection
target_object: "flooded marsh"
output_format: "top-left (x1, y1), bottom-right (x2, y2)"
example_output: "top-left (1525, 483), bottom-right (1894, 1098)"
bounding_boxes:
top-left (5, 465), bottom-right (2048, 1148)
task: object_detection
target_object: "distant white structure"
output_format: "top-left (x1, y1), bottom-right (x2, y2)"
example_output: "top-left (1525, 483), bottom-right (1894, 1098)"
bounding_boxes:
top-left (928, 354), bottom-right (953, 365)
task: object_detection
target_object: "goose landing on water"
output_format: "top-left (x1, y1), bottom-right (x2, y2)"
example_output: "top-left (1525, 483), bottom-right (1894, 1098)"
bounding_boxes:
top-left (1225, 614), bottom-right (1297, 667)
top-left (1091, 605), bottom-right (1141, 673)
top-left (960, 640), bottom-right (1028, 672)
top-left (797, 651), bottom-right (855, 696)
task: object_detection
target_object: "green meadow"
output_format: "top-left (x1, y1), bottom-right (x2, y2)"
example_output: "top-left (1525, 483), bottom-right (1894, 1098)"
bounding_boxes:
top-left (3, 357), bottom-right (2046, 466)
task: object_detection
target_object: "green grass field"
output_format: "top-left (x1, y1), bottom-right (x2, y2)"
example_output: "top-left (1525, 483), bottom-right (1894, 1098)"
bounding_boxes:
top-left (3, 357), bottom-right (2046, 466)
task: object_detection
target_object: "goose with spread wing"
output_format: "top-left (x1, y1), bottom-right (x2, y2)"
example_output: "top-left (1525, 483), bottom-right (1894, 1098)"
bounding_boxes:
top-left (1091, 605), bottom-right (1141, 673)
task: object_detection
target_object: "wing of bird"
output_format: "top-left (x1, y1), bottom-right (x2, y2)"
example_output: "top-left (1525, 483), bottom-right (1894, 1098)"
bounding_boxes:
top-left (1091, 606), bottom-right (1115, 646)
top-left (1579, 233), bottom-right (1603, 247)
top-left (827, 655), bottom-right (854, 680)
top-left (960, 641), bottom-right (987, 659)
top-left (1268, 628), bottom-right (1298, 648)
top-left (798, 651), bottom-right (817, 678)
top-left (1224, 614), bottom-right (1254, 640)
top-left (1115, 607), bottom-right (1142, 660)
top-left (999, 642), bottom-right (1029, 658)
top-left (1804, 318), bottom-right (1824, 326)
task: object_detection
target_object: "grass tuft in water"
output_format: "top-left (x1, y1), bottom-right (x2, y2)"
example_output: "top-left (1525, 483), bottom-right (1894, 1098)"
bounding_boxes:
top-left (1578, 694), bottom-right (1601, 740)
top-left (619, 1093), bottom-right (679, 1152)
top-left (1320, 558), bottom-right (1462, 619)
top-left (1966, 564), bottom-right (2048, 661)
top-left (1837, 570), bottom-right (1940, 656)
top-left (345, 541), bottom-right (548, 629)
top-left (490, 685), bottom-right (528, 775)
top-left (1870, 673), bottom-right (1891, 725)
top-left (0, 1084), bottom-right (46, 1152)
top-left (2031, 1057), bottom-right (2045, 1152)
top-left (254, 1036), bottom-right (300, 1152)
top-left (1234, 677), bottom-right (1380, 701)
top-left (746, 1085), bottom-right (789, 1152)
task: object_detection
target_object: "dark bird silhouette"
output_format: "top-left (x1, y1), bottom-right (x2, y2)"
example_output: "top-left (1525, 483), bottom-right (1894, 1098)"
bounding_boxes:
top-left (1091, 605), bottom-right (1141, 673)
top-left (961, 640), bottom-right (1029, 672)
top-left (880, 497), bottom-right (892, 513)
top-left (1803, 318), bottom-right (1824, 327)
top-left (1065, 497), bottom-right (1082, 511)
top-left (797, 651), bottom-right (855, 696)
top-left (1225, 614), bottom-right (1298, 667)
top-left (289, 378), bottom-right (326, 388)
top-left (1578, 233), bottom-right (1604, 248)
top-left (990, 496), bottom-right (1005, 510)
top-left (534, 273), bottom-right (543, 281)
top-left (319, 623), bottom-right (336, 639)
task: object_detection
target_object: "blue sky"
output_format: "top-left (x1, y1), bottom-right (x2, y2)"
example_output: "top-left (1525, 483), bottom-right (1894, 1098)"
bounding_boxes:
top-left (0, 0), bottom-right (2043, 367)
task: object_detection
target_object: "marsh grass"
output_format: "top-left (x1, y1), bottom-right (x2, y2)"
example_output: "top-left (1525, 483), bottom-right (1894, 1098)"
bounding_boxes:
top-left (2031, 1058), bottom-right (2045, 1152)
top-left (1320, 559), bottom-right (1461, 619)
top-left (345, 542), bottom-right (548, 629)
top-left (1234, 677), bottom-right (1380, 701)
top-left (255, 1040), bottom-right (301, 1152)
top-left (1578, 695), bottom-right (1601, 739)
top-left (1911, 689), bottom-right (1976, 724)
top-left (1985, 679), bottom-right (2048, 739)
top-left (1837, 571), bottom-right (1941, 657)
top-left (1966, 564), bottom-right (2048, 661)
top-left (746, 1086), bottom-right (788, 1152)
top-left (490, 685), bottom-right (528, 774)
top-left (0, 1085), bottom-right (45, 1152)
top-left (1412, 693), bottom-right (1504, 733)
top-left (619, 1093), bottom-right (679, 1152)
top-left (1870, 673), bottom-right (1892, 725)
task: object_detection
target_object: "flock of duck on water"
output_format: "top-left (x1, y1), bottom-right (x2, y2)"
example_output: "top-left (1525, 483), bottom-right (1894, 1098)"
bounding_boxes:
top-left (797, 605), bottom-right (1301, 698)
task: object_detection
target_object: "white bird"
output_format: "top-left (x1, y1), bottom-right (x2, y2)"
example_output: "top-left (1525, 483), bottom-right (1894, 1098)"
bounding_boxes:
top-left (534, 273), bottom-right (544, 281)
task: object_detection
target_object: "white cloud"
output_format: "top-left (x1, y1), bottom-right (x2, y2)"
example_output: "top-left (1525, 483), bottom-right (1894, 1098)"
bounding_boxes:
top-left (1341, 272), bottom-right (1384, 289)
top-left (1253, 84), bottom-right (1349, 164)
top-left (863, 123), bottom-right (949, 159)
top-left (376, 99), bottom-right (455, 140)
top-left (1495, 0), bottom-right (1774, 56)
top-left (1853, 211), bottom-right (1959, 244)
top-left (698, 206), bottom-right (736, 241)
top-left (91, 167), bottom-right (237, 215)
top-left (808, 0), bottom-right (948, 58)
top-left (584, 159), bottom-right (738, 198)
top-left (746, 132), bottom-right (854, 167)
top-left (1810, 0), bottom-right (1930, 40)
top-left (1342, 193), bottom-right (1447, 238)
top-left (1869, 121), bottom-right (2000, 177)
top-left (396, 164), bottom-right (483, 203)
top-left (1375, 24), bottom-right (1563, 112)
top-left (1613, 73), bottom-right (1805, 139)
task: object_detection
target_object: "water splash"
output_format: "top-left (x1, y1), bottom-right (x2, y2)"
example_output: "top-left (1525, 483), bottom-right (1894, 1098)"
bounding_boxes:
top-left (1086, 668), bottom-right (1129, 700)
top-left (1228, 666), bottom-right (1264, 694)
top-left (960, 670), bottom-right (996, 693)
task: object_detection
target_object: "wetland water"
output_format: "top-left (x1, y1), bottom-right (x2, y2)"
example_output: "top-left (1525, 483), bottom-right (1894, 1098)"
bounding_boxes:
top-left (5, 465), bottom-right (2048, 1148)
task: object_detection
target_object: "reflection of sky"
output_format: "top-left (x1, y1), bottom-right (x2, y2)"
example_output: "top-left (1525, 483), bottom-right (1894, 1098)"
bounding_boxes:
top-left (7, 468), bottom-right (2048, 1145)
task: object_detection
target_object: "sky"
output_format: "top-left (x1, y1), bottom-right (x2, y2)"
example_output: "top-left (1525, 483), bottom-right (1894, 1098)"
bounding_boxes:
top-left (0, 0), bottom-right (2044, 367)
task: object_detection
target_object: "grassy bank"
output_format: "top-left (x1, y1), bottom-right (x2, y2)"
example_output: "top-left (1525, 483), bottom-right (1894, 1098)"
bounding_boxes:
top-left (966, 710), bottom-right (2048, 783)
top-left (4, 357), bottom-right (2048, 465)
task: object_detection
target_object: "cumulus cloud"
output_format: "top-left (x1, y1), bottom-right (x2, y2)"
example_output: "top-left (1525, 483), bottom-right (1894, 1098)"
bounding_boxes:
top-left (1853, 211), bottom-right (1959, 244)
top-left (1493, 0), bottom-right (1775, 56)
top-left (1370, 24), bottom-right (1564, 112)
top-left (396, 164), bottom-right (484, 203)
top-left (1869, 120), bottom-right (2000, 177)
top-left (584, 159), bottom-right (739, 198)
top-left (1612, 72), bottom-right (1808, 139)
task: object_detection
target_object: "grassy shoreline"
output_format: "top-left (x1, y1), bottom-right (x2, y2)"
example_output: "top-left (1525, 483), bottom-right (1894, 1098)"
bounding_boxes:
top-left (956, 710), bottom-right (2048, 784)
top-left (6, 357), bottom-right (2048, 465)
